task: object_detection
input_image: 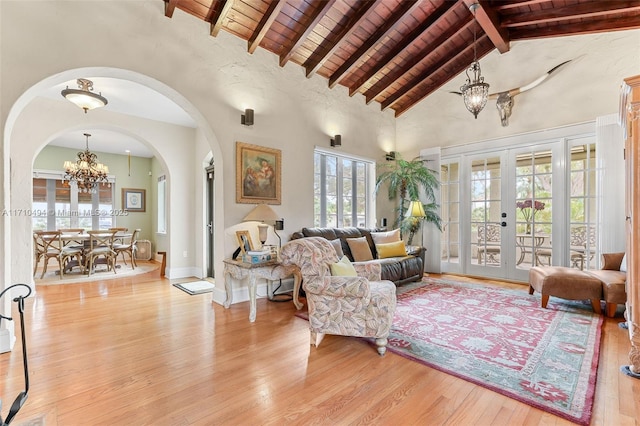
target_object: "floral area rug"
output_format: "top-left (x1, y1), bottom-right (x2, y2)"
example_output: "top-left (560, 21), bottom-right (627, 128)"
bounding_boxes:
top-left (389, 277), bottom-right (603, 425)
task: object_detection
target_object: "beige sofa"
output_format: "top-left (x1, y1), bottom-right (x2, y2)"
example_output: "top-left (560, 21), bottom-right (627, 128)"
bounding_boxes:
top-left (585, 252), bottom-right (627, 318)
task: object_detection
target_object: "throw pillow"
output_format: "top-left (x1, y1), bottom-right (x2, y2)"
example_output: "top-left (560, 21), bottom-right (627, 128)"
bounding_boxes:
top-left (346, 236), bottom-right (374, 261)
top-left (330, 255), bottom-right (357, 276)
top-left (620, 253), bottom-right (627, 272)
top-left (376, 240), bottom-right (408, 259)
top-left (329, 239), bottom-right (344, 258)
top-left (371, 229), bottom-right (401, 245)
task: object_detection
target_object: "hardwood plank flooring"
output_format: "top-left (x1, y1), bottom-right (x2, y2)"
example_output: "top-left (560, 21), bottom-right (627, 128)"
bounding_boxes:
top-left (1, 271), bottom-right (638, 425)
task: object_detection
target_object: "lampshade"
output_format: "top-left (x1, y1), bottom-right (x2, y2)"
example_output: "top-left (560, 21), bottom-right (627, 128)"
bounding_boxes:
top-left (406, 200), bottom-right (426, 218)
top-left (61, 78), bottom-right (108, 113)
top-left (243, 204), bottom-right (279, 222)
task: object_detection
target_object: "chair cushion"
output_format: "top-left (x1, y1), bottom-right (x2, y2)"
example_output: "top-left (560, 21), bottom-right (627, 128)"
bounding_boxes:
top-left (376, 240), bottom-right (407, 259)
top-left (330, 255), bottom-right (357, 276)
top-left (347, 237), bottom-right (374, 261)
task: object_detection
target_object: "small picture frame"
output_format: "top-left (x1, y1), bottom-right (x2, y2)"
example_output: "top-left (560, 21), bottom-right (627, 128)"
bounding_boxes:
top-left (122, 188), bottom-right (146, 212)
top-left (236, 230), bottom-right (254, 255)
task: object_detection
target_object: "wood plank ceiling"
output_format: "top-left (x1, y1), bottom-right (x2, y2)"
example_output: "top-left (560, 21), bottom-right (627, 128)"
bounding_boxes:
top-left (163, 0), bottom-right (640, 117)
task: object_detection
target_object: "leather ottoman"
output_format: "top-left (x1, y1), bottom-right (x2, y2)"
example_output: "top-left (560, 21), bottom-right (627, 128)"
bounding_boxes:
top-left (528, 266), bottom-right (603, 313)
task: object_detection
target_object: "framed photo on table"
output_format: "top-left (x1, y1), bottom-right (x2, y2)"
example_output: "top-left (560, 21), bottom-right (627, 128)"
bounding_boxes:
top-left (122, 188), bottom-right (146, 212)
top-left (236, 230), bottom-right (254, 255)
top-left (236, 141), bottom-right (281, 205)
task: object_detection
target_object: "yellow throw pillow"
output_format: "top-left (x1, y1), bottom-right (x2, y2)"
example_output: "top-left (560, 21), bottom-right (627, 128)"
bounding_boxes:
top-left (346, 236), bottom-right (374, 261)
top-left (376, 240), bottom-right (408, 259)
top-left (330, 255), bottom-right (357, 276)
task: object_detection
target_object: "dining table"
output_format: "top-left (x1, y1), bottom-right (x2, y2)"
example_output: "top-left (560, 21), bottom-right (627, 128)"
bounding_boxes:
top-left (58, 231), bottom-right (132, 274)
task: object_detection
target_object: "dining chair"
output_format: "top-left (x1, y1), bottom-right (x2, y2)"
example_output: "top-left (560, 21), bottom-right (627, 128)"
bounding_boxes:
top-left (84, 230), bottom-right (118, 275)
top-left (33, 231), bottom-right (45, 277)
top-left (114, 228), bottom-right (140, 269)
top-left (58, 228), bottom-right (85, 250)
top-left (33, 231), bottom-right (84, 279)
top-left (109, 227), bottom-right (129, 245)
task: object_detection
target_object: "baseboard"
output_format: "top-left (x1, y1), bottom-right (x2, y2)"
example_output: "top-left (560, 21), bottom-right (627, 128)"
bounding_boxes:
top-left (165, 266), bottom-right (201, 280)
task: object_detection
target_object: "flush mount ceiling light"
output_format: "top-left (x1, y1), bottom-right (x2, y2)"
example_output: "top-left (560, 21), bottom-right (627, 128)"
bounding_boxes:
top-left (61, 78), bottom-right (108, 113)
top-left (460, 3), bottom-right (489, 119)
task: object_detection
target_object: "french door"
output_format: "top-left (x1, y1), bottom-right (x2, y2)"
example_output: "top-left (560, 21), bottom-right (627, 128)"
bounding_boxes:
top-left (441, 137), bottom-right (597, 282)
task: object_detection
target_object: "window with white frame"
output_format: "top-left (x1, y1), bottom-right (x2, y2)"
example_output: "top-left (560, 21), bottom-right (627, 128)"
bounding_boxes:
top-left (157, 175), bottom-right (167, 234)
top-left (32, 173), bottom-right (115, 231)
top-left (313, 148), bottom-right (374, 228)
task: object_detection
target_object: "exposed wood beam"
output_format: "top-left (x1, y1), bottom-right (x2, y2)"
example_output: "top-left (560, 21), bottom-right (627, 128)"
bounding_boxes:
top-left (502, 1), bottom-right (640, 28)
top-left (510, 15), bottom-right (640, 39)
top-left (492, 0), bottom-right (547, 11)
top-left (349, 1), bottom-right (454, 96)
top-left (248, 0), bottom-right (285, 54)
top-left (327, 0), bottom-right (421, 89)
top-left (304, 0), bottom-right (381, 78)
top-left (210, 0), bottom-right (233, 37)
top-left (164, 0), bottom-right (179, 18)
top-left (279, 0), bottom-right (336, 68)
top-left (464, 0), bottom-right (510, 53)
top-left (381, 34), bottom-right (492, 111)
top-left (364, 18), bottom-right (474, 104)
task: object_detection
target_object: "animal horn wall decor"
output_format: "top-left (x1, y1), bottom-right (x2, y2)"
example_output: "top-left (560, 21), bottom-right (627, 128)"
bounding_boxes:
top-left (451, 60), bottom-right (572, 127)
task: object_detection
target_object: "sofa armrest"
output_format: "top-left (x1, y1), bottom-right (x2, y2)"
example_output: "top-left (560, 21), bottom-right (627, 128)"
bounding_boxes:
top-left (304, 276), bottom-right (370, 298)
top-left (601, 252), bottom-right (625, 271)
top-left (353, 262), bottom-right (382, 281)
top-left (406, 245), bottom-right (426, 266)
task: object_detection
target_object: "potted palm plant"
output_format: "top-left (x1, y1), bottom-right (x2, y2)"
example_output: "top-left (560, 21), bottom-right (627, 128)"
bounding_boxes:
top-left (375, 153), bottom-right (442, 245)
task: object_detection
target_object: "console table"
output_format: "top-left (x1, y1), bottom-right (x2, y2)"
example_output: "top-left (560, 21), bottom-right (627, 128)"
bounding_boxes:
top-left (223, 258), bottom-right (303, 322)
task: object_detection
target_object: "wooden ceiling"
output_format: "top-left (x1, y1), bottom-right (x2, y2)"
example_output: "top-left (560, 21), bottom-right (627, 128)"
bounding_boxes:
top-left (163, 0), bottom-right (640, 117)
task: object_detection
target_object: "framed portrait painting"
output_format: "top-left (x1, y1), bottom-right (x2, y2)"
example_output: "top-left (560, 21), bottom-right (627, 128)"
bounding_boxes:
top-left (236, 142), bottom-right (281, 205)
top-left (122, 188), bottom-right (146, 212)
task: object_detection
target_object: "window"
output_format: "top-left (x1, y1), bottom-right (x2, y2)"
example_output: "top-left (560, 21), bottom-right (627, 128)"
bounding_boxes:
top-left (157, 175), bottom-right (166, 234)
top-left (313, 148), bottom-right (374, 228)
top-left (32, 173), bottom-right (115, 231)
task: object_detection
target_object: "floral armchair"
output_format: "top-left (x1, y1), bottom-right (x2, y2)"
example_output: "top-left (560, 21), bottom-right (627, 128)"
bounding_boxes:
top-left (280, 237), bottom-right (397, 355)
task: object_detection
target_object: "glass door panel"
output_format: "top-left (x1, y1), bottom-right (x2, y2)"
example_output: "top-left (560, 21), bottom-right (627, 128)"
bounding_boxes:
top-left (440, 161), bottom-right (461, 271)
top-left (468, 156), bottom-right (504, 275)
top-left (569, 142), bottom-right (597, 270)
top-left (515, 151), bottom-right (552, 270)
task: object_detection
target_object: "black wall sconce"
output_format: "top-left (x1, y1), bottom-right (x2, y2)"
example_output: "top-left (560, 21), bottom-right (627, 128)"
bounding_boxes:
top-left (330, 134), bottom-right (341, 147)
top-left (241, 108), bottom-right (254, 126)
top-left (385, 151), bottom-right (396, 161)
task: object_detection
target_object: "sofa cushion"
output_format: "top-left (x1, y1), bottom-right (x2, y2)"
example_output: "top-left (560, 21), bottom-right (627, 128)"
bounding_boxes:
top-left (376, 240), bottom-right (407, 259)
top-left (371, 229), bottom-right (400, 245)
top-left (328, 239), bottom-right (344, 258)
top-left (347, 236), bottom-right (374, 261)
top-left (330, 255), bottom-right (357, 276)
top-left (302, 227), bottom-right (338, 240)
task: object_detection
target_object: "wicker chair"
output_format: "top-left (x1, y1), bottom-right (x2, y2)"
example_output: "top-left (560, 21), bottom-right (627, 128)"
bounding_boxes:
top-left (280, 237), bottom-right (397, 355)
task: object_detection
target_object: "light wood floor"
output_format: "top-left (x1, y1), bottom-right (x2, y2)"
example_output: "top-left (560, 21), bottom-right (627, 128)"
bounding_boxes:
top-left (1, 270), bottom-right (638, 425)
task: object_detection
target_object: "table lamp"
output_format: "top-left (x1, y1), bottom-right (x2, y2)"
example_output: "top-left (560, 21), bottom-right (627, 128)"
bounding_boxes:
top-left (243, 204), bottom-right (281, 245)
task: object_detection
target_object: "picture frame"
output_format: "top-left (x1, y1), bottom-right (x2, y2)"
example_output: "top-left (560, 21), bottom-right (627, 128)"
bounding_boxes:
top-left (235, 230), bottom-right (254, 255)
top-left (236, 141), bottom-right (281, 205)
top-left (122, 188), bottom-right (146, 212)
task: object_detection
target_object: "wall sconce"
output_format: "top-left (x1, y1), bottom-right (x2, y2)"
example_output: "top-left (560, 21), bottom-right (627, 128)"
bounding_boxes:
top-left (241, 108), bottom-right (254, 126)
top-left (330, 134), bottom-right (341, 147)
top-left (385, 151), bottom-right (396, 161)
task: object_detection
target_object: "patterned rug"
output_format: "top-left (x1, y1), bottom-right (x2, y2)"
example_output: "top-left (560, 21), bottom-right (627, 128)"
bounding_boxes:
top-left (298, 277), bottom-right (603, 425)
